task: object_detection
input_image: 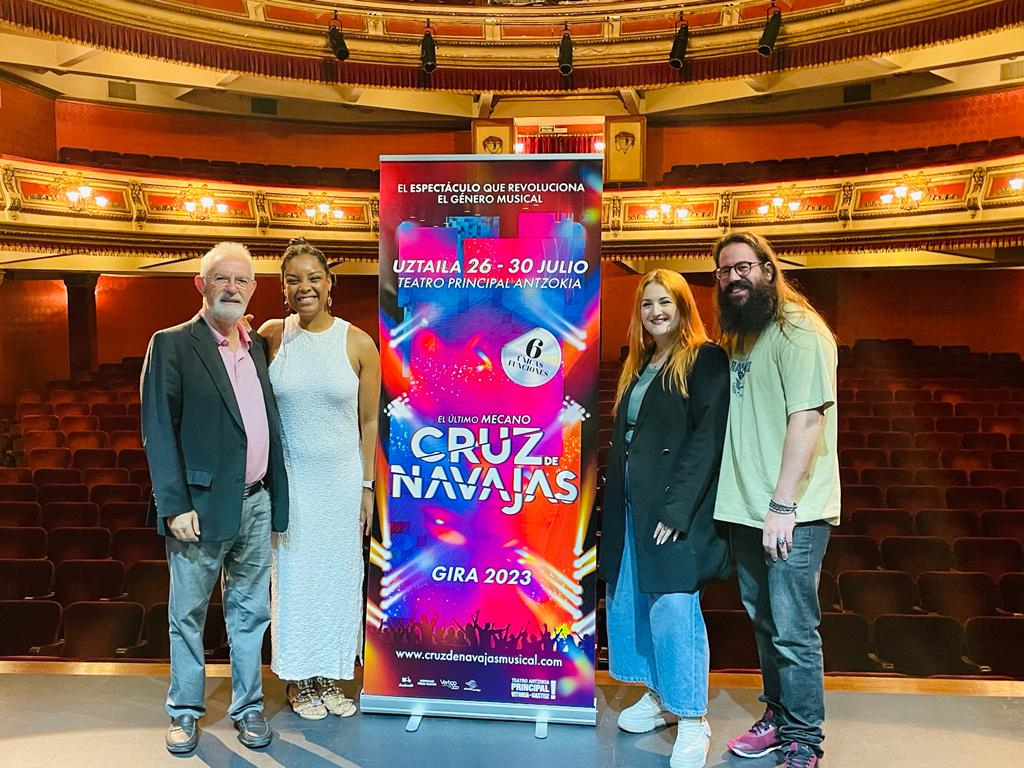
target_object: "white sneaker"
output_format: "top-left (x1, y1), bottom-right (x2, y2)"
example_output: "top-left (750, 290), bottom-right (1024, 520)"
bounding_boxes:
top-left (617, 690), bottom-right (674, 733)
top-left (670, 718), bottom-right (711, 768)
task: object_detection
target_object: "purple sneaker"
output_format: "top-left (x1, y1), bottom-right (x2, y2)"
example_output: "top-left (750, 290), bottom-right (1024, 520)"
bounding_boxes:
top-left (779, 742), bottom-right (819, 767)
top-left (726, 708), bottom-right (780, 758)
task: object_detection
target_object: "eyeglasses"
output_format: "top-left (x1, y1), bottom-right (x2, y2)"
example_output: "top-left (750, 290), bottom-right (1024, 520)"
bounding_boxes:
top-left (713, 260), bottom-right (764, 282)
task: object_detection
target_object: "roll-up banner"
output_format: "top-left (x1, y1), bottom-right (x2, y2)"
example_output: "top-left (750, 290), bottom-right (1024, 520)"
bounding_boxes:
top-left (362, 154), bottom-right (602, 726)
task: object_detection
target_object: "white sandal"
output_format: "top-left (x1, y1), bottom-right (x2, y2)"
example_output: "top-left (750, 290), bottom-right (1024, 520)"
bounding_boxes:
top-left (315, 677), bottom-right (357, 717)
top-left (287, 679), bottom-right (328, 720)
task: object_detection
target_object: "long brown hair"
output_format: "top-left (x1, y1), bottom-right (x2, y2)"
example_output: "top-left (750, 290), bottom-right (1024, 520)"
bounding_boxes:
top-left (712, 231), bottom-right (831, 357)
top-left (613, 269), bottom-right (709, 412)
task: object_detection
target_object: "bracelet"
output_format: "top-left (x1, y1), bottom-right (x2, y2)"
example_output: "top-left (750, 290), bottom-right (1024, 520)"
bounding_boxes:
top-left (362, 480), bottom-right (374, 491)
top-left (769, 498), bottom-right (797, 516)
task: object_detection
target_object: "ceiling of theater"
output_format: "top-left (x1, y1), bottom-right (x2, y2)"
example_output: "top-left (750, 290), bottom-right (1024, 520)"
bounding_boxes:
top-left (0, 0), bottom-right (1020, 126)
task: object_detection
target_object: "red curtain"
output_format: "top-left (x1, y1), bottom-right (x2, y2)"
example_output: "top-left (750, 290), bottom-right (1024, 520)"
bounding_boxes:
top-left (521, 134), bottom-right (602, 155)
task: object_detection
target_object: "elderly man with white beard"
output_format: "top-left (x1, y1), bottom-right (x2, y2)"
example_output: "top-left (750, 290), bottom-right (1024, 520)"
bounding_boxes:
top-left (141, 242), bottom-right (289, 754)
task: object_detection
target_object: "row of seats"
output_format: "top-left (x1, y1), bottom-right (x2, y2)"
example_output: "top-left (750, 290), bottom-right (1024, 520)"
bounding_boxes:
top-left (705, 610), bottom-right (1024, 678)
top-left (0, 558), bottom-right (175, 608)
top-left (1, 498), bottom-right (148, 528)
top-left (658, 136), bottom-right (1024, 187)
top-left (0, 526), bottom-right (165, 568)
top-left (841, 508), bottom-right (1024, 545)
top-left (0, 600), bottom-right (234, 661)
top-left (841, 484), bottom-right (1023, 512)
top-left (58, 147), bottom-right (381, 190)
top-left (824, 534), bottom-right (1024, 581)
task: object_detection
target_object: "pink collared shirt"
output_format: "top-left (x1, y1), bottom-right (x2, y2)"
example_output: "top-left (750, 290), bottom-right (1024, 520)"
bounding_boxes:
top-left (206, 318), bottom-right (270, 485)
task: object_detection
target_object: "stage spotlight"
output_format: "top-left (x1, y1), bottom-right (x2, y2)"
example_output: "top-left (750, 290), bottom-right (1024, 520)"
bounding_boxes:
top-left (421, 20), bottom-right (437, 73)
top-left (669, 20), bottom-right (689, 69)
top-left (758, 2), bottom-right (782, 57)
top-left (327, 11), bottom-right (349, 61)
top-left (558, 23), bottom-right (573, 76)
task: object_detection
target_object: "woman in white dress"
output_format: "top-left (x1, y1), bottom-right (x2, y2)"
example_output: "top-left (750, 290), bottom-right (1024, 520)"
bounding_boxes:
top-left (259, 238), bottom-right (380, 720)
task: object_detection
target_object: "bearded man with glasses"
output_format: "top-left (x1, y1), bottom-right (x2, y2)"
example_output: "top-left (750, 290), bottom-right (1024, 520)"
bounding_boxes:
top-left (710, 232), bottom-right (839, 768)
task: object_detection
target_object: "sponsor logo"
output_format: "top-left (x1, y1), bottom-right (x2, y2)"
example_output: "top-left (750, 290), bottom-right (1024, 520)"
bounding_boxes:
top-left (464, 680), bottom-right (481, 692)
top-left (417, 679), bottom-right (437, 687)
top-left (510, 678), bottom-right (557, 701)
top-left (399, 676), bottom-right (414, 688)
top-left (440, 680), bottom-right (459, 691)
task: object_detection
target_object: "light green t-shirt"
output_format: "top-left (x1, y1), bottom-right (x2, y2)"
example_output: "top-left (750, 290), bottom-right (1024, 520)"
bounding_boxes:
top-left (714, 303), bottom-right (841, 528)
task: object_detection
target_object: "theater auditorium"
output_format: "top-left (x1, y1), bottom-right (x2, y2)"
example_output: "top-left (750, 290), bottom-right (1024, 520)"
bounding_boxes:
top-left (0, 1), bottom-right (1022, 766)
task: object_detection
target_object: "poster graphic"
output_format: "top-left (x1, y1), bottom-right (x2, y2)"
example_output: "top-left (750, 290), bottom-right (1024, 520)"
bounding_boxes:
top-left (362, 155), bottom-right (602, 725)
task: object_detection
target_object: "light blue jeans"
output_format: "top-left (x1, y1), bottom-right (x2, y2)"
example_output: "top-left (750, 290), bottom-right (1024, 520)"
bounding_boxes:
top-left (606, 497), bottom-right (709, 717)
top-left (165, 488), bottom-right (271, 721)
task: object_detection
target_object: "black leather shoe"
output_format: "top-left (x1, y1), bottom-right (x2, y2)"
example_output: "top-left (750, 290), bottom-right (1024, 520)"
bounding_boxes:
top-left (234, 711), bottom-right (272, 749)
top-left (165, 715), bottom-right (199, 754)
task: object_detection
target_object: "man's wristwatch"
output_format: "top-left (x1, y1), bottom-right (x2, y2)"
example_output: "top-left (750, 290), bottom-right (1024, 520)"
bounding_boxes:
top-left (362, 480), bottom-right (374, 491)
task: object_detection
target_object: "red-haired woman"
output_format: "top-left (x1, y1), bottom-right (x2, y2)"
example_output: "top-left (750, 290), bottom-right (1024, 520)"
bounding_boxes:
top-left (599, 269), bottom-right (731, 768)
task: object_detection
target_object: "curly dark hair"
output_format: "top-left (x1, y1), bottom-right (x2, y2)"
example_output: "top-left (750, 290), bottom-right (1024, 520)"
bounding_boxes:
top-left (280, 237), bottom-right (333, 285)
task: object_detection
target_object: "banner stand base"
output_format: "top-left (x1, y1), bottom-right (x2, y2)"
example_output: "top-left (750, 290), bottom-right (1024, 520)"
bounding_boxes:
top-left (360, 694), bottom-right (596, 729)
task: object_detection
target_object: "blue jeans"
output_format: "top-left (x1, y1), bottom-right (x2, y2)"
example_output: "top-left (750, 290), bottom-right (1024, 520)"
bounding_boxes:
top-left (730, 521), bottom-right (831, 756)
top-left (166, 488), bottom-right (272, 721)
top-left (606, 497), bottom-right (709, 717)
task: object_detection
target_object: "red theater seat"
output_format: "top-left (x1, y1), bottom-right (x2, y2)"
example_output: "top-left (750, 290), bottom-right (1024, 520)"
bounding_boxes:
top-left (866, 432), bottom-right (914, 451)
top-left (90, 484), bottom-right (143, 506)
top-left (848, 417), bottom-right (890, 433)
top-left (100, 502), bottom-right (149, 533)
top-left (820, 612), bottom-right (878, 673)
top-left (980, 510), bottom-right (1024, 545)
top-left (58, 415), bottom-right (99, 433)
top-left (108, 432), bottom-right (143, 452)
top-left (28, 448), bottom-right (72, 470)
top-left (0, 485), bottom-right (35, 502)
top-left (971, 470), bottom-right (1024, 491)
top-left (914, 433), bottom-right (961, 452)
top-left (53, 559), bottom-right (126, 606)
top-left (962, 433), bottom-right (1007, 452)
top-left (704, 610), bottom-right (759, 672)
top-left (0, 502), bottom-right (41, 527)
top-left (39, 601), bottom-right (143, 659)
top-left (47, 527), bottom-right (110, 563)
top-left (916, 509), bottom-right (980, 544)
top-left (0, 600), bottom-right (61, 657)
top-left (90, 403), bottom-right (127, 418)
top-left (125, 560), bottom-right (169, 610)
top-left (111, 528), bottom-right (166, 570)
top-left (886, 485), bottom-right (944, 514)
top-left (873, 402), bottom-right (914, 419)
top-left (23, 431), bottom-right (65, 452)
top-left (32, 468), bottom-right (82, 486)
top-left (874, 614), bottom-right (978, 677)
top-left (881, 536), bottom-right (953, 579)
top-left (0, 468), bottom-right (32, 484)
top-left (914, 469), bottom-right (968, 488)
top-left (947, 486), bottom-right (1004, 513)
top-left (838, 570), bottom-right (917, 623)
top-left (982, 417), bottom-right (1024, 436)
top-left (1008, 488), bottom-right (1024, 508)
top-left (67, 431), bottom-right (109, 451)
top-left (72, 448), bottom-right (117, 470)
top-left (914, 402), bottom-right (954, 419)
top-left (83, 467), bottom-right (130, 489)
top-left (0, 559), bottom-right (54, 599)
top-left (701, 574), bottom-right (743, 611)
top-left (999, 573), bottom-right (1024, 613)
top-left (842, 485), bottom-right (885, 515)
top-left (918, 571), bottom-right (1001, 623)
top-left (860, 469), bottom-right (914, 492)
top-left (953, 537), bottom-right (1024, 581)
top-left (0, 527), bottom-right (47, 559)
top-left (965, 617), bottom-right (1024, 678)
top-left (41, 502), bottom-right (99, 530)
top-left (992, 452), bottom-right (1024, 472)
top-left (822, 535), bottom-right (879, 575)
top-left (850, 508), bottom-right (914, 544)
top-left (941, 450), bottom-right (989, 471)
top-left (36, 484), bottom-right (88, 505)
top-left (955, 402), bottom-right (996, 419)
top-left (117, 449), bottom-right (148, 471)
top-left (839, 448), bottom-right (888, 473)
top-left (54, 403), bottom-right (90, 418)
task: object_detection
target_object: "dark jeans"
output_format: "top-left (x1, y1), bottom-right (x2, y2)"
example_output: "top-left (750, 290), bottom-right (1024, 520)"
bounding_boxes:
top-left (730, 521), bottom-right (831, 757)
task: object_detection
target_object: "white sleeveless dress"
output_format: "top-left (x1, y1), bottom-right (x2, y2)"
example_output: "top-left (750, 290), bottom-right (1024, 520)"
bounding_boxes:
top-left (269, 314), bottom-right (364, 681)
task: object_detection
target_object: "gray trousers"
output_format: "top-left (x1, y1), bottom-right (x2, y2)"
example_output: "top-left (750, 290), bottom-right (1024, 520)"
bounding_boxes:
top-left (165, 488), bottom-right (271, 721)
top-left (731, 520), bottom-right (831, 757)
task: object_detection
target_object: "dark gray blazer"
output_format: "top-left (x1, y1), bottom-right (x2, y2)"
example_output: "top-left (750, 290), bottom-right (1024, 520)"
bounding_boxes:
top-left (140, 314), bottom-right (289, 540)
top-left (599, 343), bottom-right (731, 593)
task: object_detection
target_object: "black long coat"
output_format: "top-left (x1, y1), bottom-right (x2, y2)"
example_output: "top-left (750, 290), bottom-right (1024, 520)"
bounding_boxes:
top-left (140, 314), bottom-right (289, 541)
top-left (598, 343), bottom-right (731, 593)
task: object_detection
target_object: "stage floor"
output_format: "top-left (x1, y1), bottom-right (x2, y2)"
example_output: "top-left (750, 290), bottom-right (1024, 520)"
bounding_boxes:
top-left (0, 669), bottom-right (1020, 768)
